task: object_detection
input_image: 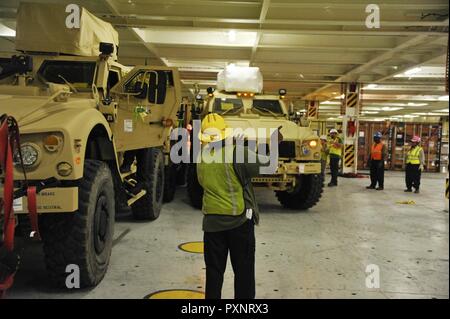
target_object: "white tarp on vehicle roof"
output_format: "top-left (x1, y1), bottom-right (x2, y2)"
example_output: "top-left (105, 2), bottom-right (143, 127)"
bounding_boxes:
top-left (217, 64), bottom-right (263, 93)
top-left (15, 2), bottom-right (119, 59)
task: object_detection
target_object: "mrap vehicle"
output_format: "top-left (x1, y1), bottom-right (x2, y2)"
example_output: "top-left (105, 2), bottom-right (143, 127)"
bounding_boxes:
top-left (0, 3), bottom-right (181, 287)
top-left (187, 84), bottom-right (324, 211)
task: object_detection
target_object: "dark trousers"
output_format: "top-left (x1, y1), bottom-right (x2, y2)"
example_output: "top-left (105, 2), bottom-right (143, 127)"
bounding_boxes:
top-left (329, 156), bottom-right (340, 185)
top-left (405, 163), bottom-right (421, 190)
top-left (321, 159), bottom-right (326, 177)
top-left (204, 220), bottom-right (255, 299)
top-left (369, 160), bottom-right (384, 188)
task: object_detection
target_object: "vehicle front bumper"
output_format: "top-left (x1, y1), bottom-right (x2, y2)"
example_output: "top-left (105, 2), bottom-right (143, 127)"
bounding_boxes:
top-left (0, 186), bottom-right (78, 214)
top-left (251, 161), bottom-right (322, 188)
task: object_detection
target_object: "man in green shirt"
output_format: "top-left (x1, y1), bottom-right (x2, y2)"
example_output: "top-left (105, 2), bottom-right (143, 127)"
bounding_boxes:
top-left (327, 129), bottom-right (343, 187)
top-left (320, 135), bottom-right (329, 177)
top-left (197, 113), bottom-right (282, 299)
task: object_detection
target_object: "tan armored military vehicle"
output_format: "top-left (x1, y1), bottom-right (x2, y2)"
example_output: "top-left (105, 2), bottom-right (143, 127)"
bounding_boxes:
top-left (0, 3), bottom-right (180, 287)
top-left (187, 68), bottom-right (323, 211)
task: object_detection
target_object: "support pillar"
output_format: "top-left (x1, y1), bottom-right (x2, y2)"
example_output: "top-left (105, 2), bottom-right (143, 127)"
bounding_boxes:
top-left (306, 100), bottom-right (319, 120)
top-left (341, 83), bottom-right (361, 175)
top-left (445, 173), bottom-right (449, 212)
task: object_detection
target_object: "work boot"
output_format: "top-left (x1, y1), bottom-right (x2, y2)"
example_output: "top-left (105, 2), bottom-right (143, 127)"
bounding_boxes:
top-left (404, 188), bottom-right (412, 192)
top-left (366, 186), bottom-right (376, 189)
top-left (327, 182), bottom-right (336, 187)
top-left (376, 187), bottom-right (384, 191)
top-left (414, 188), bottom-right (420, 194)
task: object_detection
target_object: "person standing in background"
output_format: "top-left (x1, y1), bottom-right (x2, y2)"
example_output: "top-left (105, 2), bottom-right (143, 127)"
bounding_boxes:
top-left (404, 136), bottom-right (425, 194)
top-left (327, 129), bottom-right (343, 187)
top-left (366, 132), bottom-right (387, 190)
top-left (320, 135), bottom-right (329, 177)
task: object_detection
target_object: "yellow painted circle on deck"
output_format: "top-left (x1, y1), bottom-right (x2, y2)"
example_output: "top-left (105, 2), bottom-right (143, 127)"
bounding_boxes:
top-left (146, 289), bottom-right (205, 299)
top-left (178, 241), bottom-right (204, 254)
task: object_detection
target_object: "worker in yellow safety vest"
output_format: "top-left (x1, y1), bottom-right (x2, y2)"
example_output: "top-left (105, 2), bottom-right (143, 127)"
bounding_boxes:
top-left (320, 135), bottom-right (329, 177)
top-left (366, 132), bottom-right (388, 190)
top-left (327, 129), bottom-right (343, 187)
top-left (404, 135), bottom-right (425, 193)
top-left (196, 113), bottom-right (282, 299)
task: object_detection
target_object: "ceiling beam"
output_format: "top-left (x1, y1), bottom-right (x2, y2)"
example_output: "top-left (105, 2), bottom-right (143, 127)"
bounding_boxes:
top-left (96, 13), bottom-right (450, 27)
top-left (103, 0), bottom-right (165, 65)
top-left (375, 51), bottom-right (448, 83)
top-left (250, 0), bottom-right (271, 66)
top-left (145, 0), bottom-right (260, 7)
top-left (106, 22), bottom-right (448, 37)
top-left (303, 34), bottom-right (434, 99)
top-left (270, 2), bottom-right (449, 10)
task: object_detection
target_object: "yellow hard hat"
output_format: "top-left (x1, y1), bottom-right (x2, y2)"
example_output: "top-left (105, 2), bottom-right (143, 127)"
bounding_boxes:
top-left (199, 113), bottom-right (231, 143)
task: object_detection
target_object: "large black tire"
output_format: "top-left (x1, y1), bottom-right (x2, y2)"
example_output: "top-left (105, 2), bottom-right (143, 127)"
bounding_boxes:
top-left (132, 148), bottom-right (164, 220)
top-left (275, 174), bottom-right (324, 210)
top-left (41, 160), bottom-right (115, 288)
top-left (163, 160), bottom-right (177, 203)
top-left (186, 163), bottom-right (203, 209)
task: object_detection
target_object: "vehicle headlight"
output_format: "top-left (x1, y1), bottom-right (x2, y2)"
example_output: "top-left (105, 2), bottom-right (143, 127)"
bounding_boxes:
top-left (14, 143), bottom-right (41, 168)
top-left (309, 140), bottom-right (318, 148)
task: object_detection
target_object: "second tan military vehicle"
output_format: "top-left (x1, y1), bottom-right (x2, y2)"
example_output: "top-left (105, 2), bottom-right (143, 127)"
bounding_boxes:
top-left (187, 87), bottom-right (324, 211)
top-left (0, 3), bottom-right (180, 287)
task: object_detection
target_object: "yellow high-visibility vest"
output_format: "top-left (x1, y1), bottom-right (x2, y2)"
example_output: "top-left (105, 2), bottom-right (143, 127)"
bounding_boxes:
top-left (328, 137), bottom-right (342, 157)
top-left (197, 144), bottom-right (245, 216)
top-left (406, 146), bottom-right (422, 165)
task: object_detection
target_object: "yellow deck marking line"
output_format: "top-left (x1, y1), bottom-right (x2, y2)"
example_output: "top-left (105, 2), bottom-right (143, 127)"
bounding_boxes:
top-left (145, 289), bottom-right (205, 299)
top-left (396, 200), bottom-right (416, 205)
top-left (178, 241), bottom-right (204, 254)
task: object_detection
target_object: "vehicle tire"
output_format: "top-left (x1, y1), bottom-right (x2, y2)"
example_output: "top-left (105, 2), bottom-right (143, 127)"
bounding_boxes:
top-left (163, 160), bottom-right (177, 203)
top-left (132, 148), bottom-right (164, 220)
top-left (41, 160), bottom-right (115, 288)
top-left (186, 163), bottom-right (203, 209)
top-left (275, 174), bottom-right (324, 210)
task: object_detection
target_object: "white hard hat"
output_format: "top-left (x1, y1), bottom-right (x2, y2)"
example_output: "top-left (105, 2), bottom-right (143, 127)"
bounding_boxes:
top-left (320, 135), bottom-right (328, 140)
top-left (329, 129), bottom-right (338, 134)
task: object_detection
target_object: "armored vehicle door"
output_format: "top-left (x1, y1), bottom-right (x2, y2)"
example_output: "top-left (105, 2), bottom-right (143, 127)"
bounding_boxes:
top-left (110, 66), bottom-right (181, 152)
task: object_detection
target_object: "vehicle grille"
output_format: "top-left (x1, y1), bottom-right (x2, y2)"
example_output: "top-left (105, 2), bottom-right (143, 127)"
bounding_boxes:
top-left (278, 141), bottom-right (296, 158)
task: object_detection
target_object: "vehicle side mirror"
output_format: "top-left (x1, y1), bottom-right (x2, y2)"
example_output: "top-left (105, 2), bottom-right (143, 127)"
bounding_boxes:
top-left (134, 81), bottom-right (148, 99)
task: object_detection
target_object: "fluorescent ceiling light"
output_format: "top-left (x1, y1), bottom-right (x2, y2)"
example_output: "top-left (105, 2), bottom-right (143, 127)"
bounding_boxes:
top-left (133, 28), bottom-right (257, 47)
top-left (394, 66), bottom-right (444, 78)
top-left (404, 67), bottom-right (422, 75)
top-left (320, 101), bottom-right (341, 105)
top-left (362, 111), bottom-right (379, 114)
top-left (162, 58), bottom-right (250, 71)
top-left (381, 107), bottom-right (404, 111)
top-left (0, 23), bottom-right (15, 37)
top-left (227, 30), bottom-right (236, 42)
top-left (438, 95), bottom-right (449, 101)
top-left (403, 115), bottom-right (419, 118)
top-left (366, 84), bottom-right (377, 89)
top-left (407, 102), bottom-right (428, 107)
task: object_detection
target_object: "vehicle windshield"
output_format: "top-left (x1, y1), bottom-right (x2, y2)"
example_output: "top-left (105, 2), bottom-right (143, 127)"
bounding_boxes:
top-left (38, 60), bottom-right (96, 91)
top-left (252, 99), bottom-right (284, 116)
top-left (213, 98), bottom-right (244, 115)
